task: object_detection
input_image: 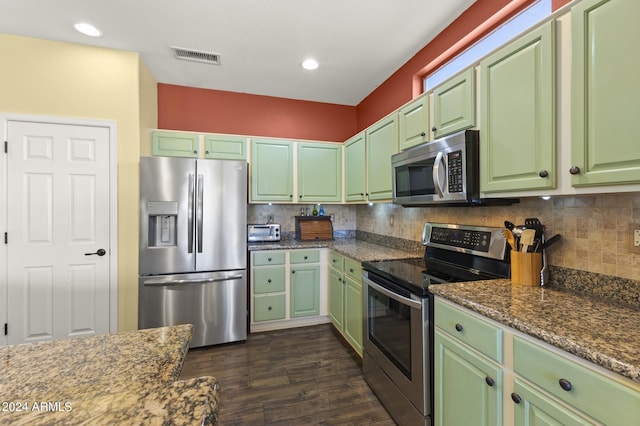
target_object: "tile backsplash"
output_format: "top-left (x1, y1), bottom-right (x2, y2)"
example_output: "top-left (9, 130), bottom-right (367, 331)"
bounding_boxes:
top-left (250, 192), bottom-right (640, 281)
top-left (356, 193), bottom-right (640, 281)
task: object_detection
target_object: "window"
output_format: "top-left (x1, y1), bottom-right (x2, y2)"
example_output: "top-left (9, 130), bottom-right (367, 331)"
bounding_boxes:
top-left (425, 0), bottom-right (552, 91)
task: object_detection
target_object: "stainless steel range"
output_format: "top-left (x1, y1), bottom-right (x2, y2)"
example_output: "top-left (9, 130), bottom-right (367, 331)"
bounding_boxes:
top-left (362, 223), bottom-right (510, 426)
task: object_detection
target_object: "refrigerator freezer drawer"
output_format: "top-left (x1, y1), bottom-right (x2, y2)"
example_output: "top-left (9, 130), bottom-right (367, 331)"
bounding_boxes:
top-left (139, 270), bottom-right (247, 348)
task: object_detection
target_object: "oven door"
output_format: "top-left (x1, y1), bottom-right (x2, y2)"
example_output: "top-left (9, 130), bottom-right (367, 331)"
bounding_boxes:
top-left (362, 271), bottom-right (429, 416)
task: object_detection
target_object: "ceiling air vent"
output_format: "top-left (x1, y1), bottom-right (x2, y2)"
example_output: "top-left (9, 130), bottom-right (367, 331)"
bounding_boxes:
top-left (170, 46), bottom-right (221, 65)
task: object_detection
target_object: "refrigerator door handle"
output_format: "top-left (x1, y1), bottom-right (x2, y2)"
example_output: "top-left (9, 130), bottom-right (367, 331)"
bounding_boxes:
top-left (143, 274), bottom-right (244, 286)
top-left (188, 173), bottom-right (195, 253)
top-left (197, 174), bottom-right (204, 253)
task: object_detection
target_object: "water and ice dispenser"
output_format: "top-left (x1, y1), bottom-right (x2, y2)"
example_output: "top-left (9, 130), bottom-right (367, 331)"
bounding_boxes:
top-left (146, 201), bottom-right (178, 247)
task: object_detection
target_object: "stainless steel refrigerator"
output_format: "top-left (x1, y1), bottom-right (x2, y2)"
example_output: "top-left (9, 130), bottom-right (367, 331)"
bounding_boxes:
top-left (138, 156), bottom-right (247, 347)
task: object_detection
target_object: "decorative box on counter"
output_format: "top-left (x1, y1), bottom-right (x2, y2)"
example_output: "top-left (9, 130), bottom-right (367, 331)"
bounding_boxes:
top-left (295, 216), bottom-right (333, 241)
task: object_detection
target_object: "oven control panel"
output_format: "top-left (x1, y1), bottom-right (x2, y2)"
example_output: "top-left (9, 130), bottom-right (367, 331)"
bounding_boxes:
top-left (422, 223), bottom-right (506, 260)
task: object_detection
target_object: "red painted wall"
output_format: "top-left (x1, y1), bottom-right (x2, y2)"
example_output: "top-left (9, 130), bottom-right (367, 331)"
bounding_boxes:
top-left (158, 84), bottom-right (357, 142)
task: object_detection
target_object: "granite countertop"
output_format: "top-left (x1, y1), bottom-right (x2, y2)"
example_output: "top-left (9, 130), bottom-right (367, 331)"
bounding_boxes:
top-left (248, 237), bottom-right (422, 263)
top-left (429, 280), bottom-right (640, 383)
top-left (0, 324), bottom-right (219, 425)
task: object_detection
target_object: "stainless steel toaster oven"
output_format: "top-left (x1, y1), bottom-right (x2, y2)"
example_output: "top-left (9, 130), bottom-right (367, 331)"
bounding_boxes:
top-left (247, 224), bottom-right (280, 242)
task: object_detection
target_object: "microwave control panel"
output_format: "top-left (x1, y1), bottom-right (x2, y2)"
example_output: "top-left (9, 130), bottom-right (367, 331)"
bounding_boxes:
top-left (447, 151), bottom-right (463, 193)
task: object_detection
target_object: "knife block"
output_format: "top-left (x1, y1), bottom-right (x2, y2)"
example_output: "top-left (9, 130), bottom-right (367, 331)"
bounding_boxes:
top-left (510, 251), bottom-right (542, 286)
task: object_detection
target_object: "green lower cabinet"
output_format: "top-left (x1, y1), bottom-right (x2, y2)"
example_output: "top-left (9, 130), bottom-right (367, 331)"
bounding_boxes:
top-left (343, 276), bottom-right (362, 352)
top-left (290, 265), bottom-right (320, 318)
top-left (203, 134), bottom-right (246, 160)
top-left (434, 330), bottom-right (502, 426)
top-left (254, 294), bottom-right (286, 322)
top-left (512, 378), bottom-right (594, 426)
top-left (328, 267), bottom-right (344, 328)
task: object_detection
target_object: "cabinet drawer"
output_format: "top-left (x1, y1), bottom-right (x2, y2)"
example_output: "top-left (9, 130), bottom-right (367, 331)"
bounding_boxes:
top-left (513, 336), bottom-right (640, 425)
top-left (253, 267), bottom-right (285, 294)
top-left (290, 249), bottom-right (319, 264)
top-left (344, 258), bottom-right (362, 281)
top-left (252, 251), bottom-right (285, 266)
top-left (434, 299), bottom-right (502, 363)
top-left (329, 251), bottom-right (344, 271)
top-left (253, 294), bottom-right (286, 322)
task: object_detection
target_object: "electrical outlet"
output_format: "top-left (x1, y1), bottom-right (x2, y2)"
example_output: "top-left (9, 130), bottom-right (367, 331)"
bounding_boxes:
top-left (629, 224), bottom-right (640, 253)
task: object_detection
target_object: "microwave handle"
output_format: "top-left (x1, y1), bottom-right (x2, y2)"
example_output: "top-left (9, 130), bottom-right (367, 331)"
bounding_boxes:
top-left (432, 151), bottom-right (445, 198)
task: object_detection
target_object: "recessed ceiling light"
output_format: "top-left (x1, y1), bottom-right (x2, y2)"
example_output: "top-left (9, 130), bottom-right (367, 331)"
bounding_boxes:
top-left (301, 59), bottom-right (319, 70)
top-left (74, 22), bottom-right (102, 37)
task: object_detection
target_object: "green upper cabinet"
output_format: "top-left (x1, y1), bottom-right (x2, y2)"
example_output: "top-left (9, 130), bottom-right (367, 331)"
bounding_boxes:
top-left (571, 0), bottom-right (640, 186)
top-left (432, 67), bottom-right (476, 139)
top-left (365, 114), bottom-right (399, 201)
top-left (151, 130), bottom-right (199, 158)
top-left (399, 93), bottom-right (430, 150)
top-left (250, 138), bottom-right (294, 202)
top-left (344, 132), bottom-right (366, 202)
top-left (203, 134), bottom-right (246, 160)
top-left (297, 142), bottom-right (342, 202)
top-left (480, 21), bottom-right (556, 193)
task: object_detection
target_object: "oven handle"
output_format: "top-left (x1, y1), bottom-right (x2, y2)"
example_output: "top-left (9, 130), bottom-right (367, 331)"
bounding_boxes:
top-left (364, 276), bottom-right (422, 310)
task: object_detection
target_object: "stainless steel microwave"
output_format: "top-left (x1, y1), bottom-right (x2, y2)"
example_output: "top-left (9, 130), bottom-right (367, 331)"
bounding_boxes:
top-left (391, 130), bottom-right (517, 207)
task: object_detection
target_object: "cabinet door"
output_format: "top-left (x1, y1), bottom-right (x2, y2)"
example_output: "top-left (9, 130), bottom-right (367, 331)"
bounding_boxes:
top-left (290, 265), bottom-right (320, 318)
top-left (512, 378), bottom-right (594, 426)
top-left (434, 330), bottom-right (502, 426)
top-left (344, 276), bottom-right (363, 354)
top-left (203, 134), bottom-right (246, 160)
top-left (250, 138), bottom-right (294, 202)
top-left (151, 130), bottom-right (199, 158)
top-left (297, 143), bottom-right (342, 202)
top-left (344, 132), bottom-right (367, 202)
top-left (254, 294), bottom-right (286, 322)
top-left (399, 94), bottom-right (429, 150)
top-left (480, 21), bottom-right (556, 193)
top-left (328, 268), bottom-right (344, 329)
top-left (432, 68), bottom-right (475, 139)
top-left (571, 0), bottom-right (640, 186)
top-left (366, 114), bottom-right (399, 201)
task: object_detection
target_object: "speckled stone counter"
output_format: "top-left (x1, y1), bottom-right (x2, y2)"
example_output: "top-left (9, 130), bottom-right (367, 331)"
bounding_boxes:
top-left (429, 280), bottom-right (640, 383)
top-left (248, 237), bottom-right (422, 263)
top-left (0, 324), bottom-right (219, 425)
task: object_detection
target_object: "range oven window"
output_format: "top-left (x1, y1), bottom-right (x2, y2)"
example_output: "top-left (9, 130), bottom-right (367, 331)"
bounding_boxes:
top-left (367, 286), bottom-right (412, 379)
top-left (394, 158), bottom-right (436, 197)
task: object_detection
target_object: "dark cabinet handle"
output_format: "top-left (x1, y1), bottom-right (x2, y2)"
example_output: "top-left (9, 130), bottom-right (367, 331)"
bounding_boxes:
top-left (350, 268), bottom-right (354, 273)
top-left (420, 132), bottom-right (426, 137)
top-left (268, 306), bottom-right (272, 311)
top-left (304, 256), bottom-right (308, 260)
top-left (569, 166), bottom-right (581, 175)
top-left (292, 270), bottom-right (296, 274)
top-left (432, 126), bottom-right (437, 132)
top-left (559, 378), bottom-right (573, 391)
top-left (289, 194), bottom-right (293, 198)
top-left (511, 393), bottom-right (522, 404)
top-left (85, 249), bottom-right (106, 256)
top-left (205, 150), bottom-right (210, 154)
top-left (455, 323), bottom-right (463, 332)
top-left (299, 195), bottom-right (302, 198)
top-left (338, 278), bottom-right (342, 282)
top-left (485, 377), bottom-right (495, 387)
top-left (267, 279), bottom-right (272, 283)
top-left (360, 193), bottom-right (364, 196)
top-left (267, 257), bottom-right (272, 262)
top-left (538, 170), bottom-right (549, 178)
top-left (193, 150), bottom-right (198, 154)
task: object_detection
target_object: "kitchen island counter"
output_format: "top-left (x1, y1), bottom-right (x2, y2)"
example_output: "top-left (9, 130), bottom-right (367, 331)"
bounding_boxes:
top-left (0, 324), bottom-right (219, 425)
top-left (248, 237), bottom-right (422, 263)
top-left (429, 279), bottom-right (640, 384)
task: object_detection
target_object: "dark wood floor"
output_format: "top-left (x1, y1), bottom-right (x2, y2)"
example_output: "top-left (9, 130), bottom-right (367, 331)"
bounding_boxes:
top-left (180, 323), bottom-right (396, 425)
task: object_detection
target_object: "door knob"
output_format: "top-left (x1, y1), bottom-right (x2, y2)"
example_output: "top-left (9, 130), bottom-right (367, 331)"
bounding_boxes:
top-left (85, 249), bottom-right (106, 256)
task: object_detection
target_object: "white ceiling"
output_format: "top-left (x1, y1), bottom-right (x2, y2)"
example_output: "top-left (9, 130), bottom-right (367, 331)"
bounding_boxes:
top-left (0, 0), bottom-right (476, 106)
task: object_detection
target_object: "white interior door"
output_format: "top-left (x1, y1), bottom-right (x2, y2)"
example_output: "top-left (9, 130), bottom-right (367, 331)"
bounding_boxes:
top-left (5, 119), bottom-right (112, 344)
